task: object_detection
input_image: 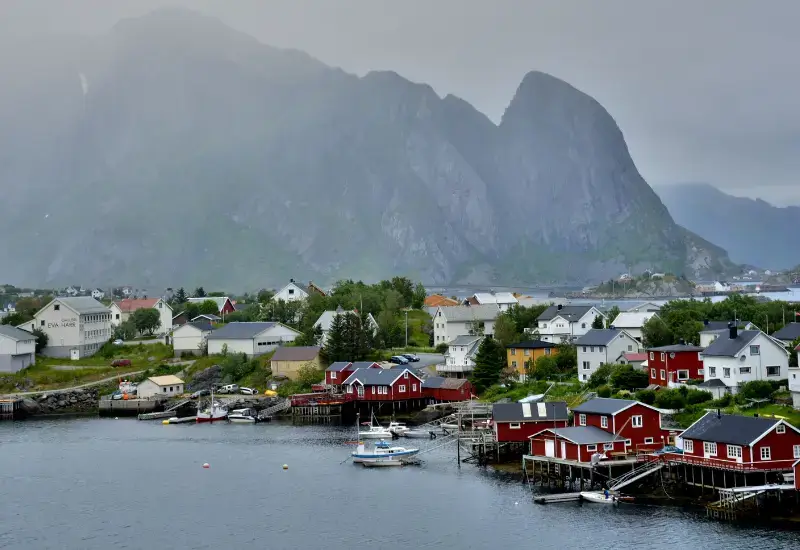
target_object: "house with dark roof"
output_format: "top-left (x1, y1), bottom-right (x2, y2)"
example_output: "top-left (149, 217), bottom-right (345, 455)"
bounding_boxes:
top-left (422, 376), bottom-right (474, 403)
top-left (535, 304), bottom-right (604, 343)
top-left (171, 321), bottom-right (213, 357)
top-left (492, 401), bottom-right (568, 443)
top-left (529, 426), bottom-right (627, 462)
top-left (699, 319), bottom-right (755, 347)
top-left (270, 346), bottom-right (322, 380)
top-left (207, 322), bottom-right (301, 357)
top-left (771, 322), bottom-right (800, 347)
top-left (575, 329), bottom-right (641, 382)
top-left (437, 335), bottom-right (482, 378)
top-left (570, 397), bottom-right (675, 452)
top-left (506, 340), bottom-right (558, 380)
top-left (674, 412), bottom-right (800, 471)
top-left (647, 343), bottom-right (704, 387)
top-left (342, 368), bottom-right (424, 402)
top-left (324, 361), bottom-right (382, 387)
top-left (432, 304), bottom-right (500, 346)
top-left (701, 325), bottom-right (789, 394)
top-left (0, 325), bottom-right (36, 373)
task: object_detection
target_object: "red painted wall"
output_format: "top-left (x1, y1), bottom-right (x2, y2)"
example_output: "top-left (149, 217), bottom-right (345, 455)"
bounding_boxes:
top-left (795, 461), bottom-right (800, 490)
top-left (345, 372), bottom-right (424, 401)
top-left (220, 299), bottom-right (236, 316)
top-left (574, 404), bottom-right (670, 451)
top-left (424, 382), bottom-right (474, 402)
top-left (529, 432), bottom-right (627, 461)
top-left (682, 425), bottom-right (800, 470)
top-left (326, 369), bottom-right (352, 386)
top-left (495, 420), bottom-right (568, 443)
top-left (647, 350), bottom-right (703, 387)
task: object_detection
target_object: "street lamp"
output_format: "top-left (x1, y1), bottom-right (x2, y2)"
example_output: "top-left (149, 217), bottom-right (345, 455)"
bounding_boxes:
top-left (405, 310), bottom-right (409, 348)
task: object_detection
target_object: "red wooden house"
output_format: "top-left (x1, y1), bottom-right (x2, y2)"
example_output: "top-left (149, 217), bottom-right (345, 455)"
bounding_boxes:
top-left (324, 361), bottom-right (381, 387)
top-left (342, 368), bottom-right (424, 401)
top-left (647, 344), bottom-right (704, 387)
top-left (529, 427), bottom-right (627, 462)
top-left (422, 376), bottom-right (474, 403)
top-left (570, 398), bottom-right (675, 452)
top-left (492, 401), bottom-right (568, 443)
top-left (674, 412), bottom-right (800, 471)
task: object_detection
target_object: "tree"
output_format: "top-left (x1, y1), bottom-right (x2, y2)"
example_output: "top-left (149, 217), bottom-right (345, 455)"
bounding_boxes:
top-left (642, 316), bottom-right (672, 348)
top-left (654, 389), bottom-right (687, 409)
top-left (131, 308), bottom-right (161, 336)
top-left (173, 287), bottom-right (188, 305)
top-left (789, 337), bottom-right (800, 368)
top-left (588, 363), bottom-right (615, 388)
top-left (470, 337), bottom-right (505, 393)
top-left (591, 315), bottom-right (604, 329)
top-left (1, 312), bottom-right (26, 326)
top-left (605, 306), bottom-right (621, 328)
top-left (113, 319), bottom-right (137, 341)
top-left (739, 380), bottom-right (774, 400)
top-left (505, 303), bottom-right (549, 335)
top-left (467, 319), bottom-right (485, 336)
top-left (554, 343), bottom-right (577, 372)
top-left (531, 355), bottom-right (557, 381)
top-left (493, 312), bottom-right (519, 349)
top-left (31, 328), bottom-right (48, 354)
top-left (297, 362), bottom-right (325, 386)
top-left (634, 389), bottom-right (656, 405)
top-left (323, 312), bottom-right (347, 362)
top-left (193, 287), bottom-right (206, 298)
top-left (257, 289), bottom-right (275, 303)
top-left (295, 324), bottom-right (323, 347)
top-left (198, 300), bottom-right (221, 316)
top-left (609, 365), bottom-right (649, 391)
top-left (389, 277), bottom-right (415, 308)
top-left (411, 282), bottom-right (427, 310)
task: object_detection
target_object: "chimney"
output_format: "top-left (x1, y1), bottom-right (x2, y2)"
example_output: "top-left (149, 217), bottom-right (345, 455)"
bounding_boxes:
top-left (610, 325), bottom-right (616, 330)
top-left (557, 304), bottom-right (563, 311)
top-left (728, 322), bottom-right (737, 340)
top-left (290, 278), bottom-right (294, 283)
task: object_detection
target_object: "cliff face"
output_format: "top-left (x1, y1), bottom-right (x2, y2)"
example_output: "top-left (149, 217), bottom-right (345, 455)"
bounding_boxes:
top-left (0, 9), bottom-right (733, 288)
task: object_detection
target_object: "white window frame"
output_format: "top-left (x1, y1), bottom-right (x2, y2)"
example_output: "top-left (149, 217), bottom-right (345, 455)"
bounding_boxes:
top-left (601, 416), bottom-right (608, 429)
top-left (586, 444), bottom-right (597, 452)
top-left (509, 422), bottom-right (521, 430)
top-left (793, 445), bottom-right (800, 459)
top-left (412, 384), bottom-right (417, 391)
top-left (739, 367), bottom-right (751, 374)
top-left (357, 385), bottom-right (364, 397)
top-left (650, 368), bottom-right (656, 378)
top-left (766, 366), bottom-right (781, 377)
top-left (703, 441), bottom-right (717, 457)
top-left (649, 352), bottom-right (654, 360)
top-left (398, 385), bottom-right (406, 393)
top-left (727, 445), bottom-right (742, 459)
top-left (603, 443), bottom-right (614, 451)
top-left (346, 385), bottom-right (353, 394)
top-left (644, 437), bottom-right (654, 444)
top-left (631, 415), bottom-right (643, 428)
top-left (625, 439), bottom-right (632, 447)
top-left (708, 366), bottom-right (716, 377)
top-left (578, 414), bottom-right (586, 426)
top-left (403, 372), bottom-right (409, 379)
top-left (330, 372), bottom-right (337, 380)
top-left (776, 424), bottom-right (786, 434)
top-left (661, 353), bottom-right (666, 361)
top-left (684, 439), bottom-right (693, 453)
top-left (676, 370), bottom-right (689, 381)
top-left (660, 370), bottom-right (666, 380)
top-left (749, 345), bottom-right (760, 355)
top-left (723, 367), bottom-right (731, 378)
top-left (371, 386), bottom-right (376, 395)
top-left (760, 447), bottom-right (771, 461)
top-left (582, 361), bottom-right (590, 370)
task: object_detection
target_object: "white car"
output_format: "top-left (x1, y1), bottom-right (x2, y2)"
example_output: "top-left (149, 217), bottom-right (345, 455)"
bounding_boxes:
top-left (113, 339), bottom-right (124, 346)
top-left (240, 387), bottom-right (259, 395)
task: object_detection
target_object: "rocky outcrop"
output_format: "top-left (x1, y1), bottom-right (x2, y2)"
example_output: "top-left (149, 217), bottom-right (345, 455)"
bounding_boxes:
top-left (19, 388), bottom-right (100, 416)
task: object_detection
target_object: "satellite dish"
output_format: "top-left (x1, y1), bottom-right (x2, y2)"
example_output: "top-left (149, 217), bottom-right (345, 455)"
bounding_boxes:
top-left (669, 353), bottom-right (676, 359)
top-left (740, 355), bottom-right (746, 362)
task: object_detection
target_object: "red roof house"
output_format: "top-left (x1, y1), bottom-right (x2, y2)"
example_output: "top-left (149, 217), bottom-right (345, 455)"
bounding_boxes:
top-left (570, 397), bottom-right (675, 452)
top-left (492, 401), bottom-right (568, 443)
top-left (647, 344), bottom-right (704, 387)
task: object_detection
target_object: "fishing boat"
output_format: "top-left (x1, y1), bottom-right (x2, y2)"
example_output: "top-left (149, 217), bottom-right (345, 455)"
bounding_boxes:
top-left (228, 408), bottom-right (258, 424)
top-left (358, 414), bottom-right (393, 439)
top-left (196, 388), bottom-right (228, 423)
top-left (352, 440), bottom-right (420, 467)
top-left (387, 421), bottom-right (410, 436)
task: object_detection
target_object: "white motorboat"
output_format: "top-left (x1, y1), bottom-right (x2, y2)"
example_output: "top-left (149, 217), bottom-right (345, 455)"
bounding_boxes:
top-left (358, 414), bottom-right (394, 439)
top-left (228, 408), bottom-right (258, 423)
top-left (387, 421), bottom-right (410, 436)
top-left (580, 491), bottom-right (631, 504)
top-left (196, 388), bottom-right (228, 423)
top-left (352, 440), bottom-right (420, 466)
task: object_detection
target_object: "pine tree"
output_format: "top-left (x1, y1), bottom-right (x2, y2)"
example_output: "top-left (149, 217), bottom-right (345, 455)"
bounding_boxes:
top-left (591, 315), bottom-right (604, 329)
top-left (470, 337), bottom-right (505, 393)
top-left (174, 287), bottom-right (188, 304)
top-left (324, 312), bottom-right (347, 362)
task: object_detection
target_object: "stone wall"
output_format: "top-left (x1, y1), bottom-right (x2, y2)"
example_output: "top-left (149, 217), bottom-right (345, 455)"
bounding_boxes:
top-left (18, 388), bottom-right (100, 416)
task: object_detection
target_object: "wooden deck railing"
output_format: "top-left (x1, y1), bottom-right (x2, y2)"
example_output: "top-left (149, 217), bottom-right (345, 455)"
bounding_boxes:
top-left (643, 451), bottom-right (796, 472)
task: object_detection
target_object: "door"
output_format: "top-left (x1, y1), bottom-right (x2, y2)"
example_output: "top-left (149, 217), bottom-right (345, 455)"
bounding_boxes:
top-left (561, 441), bottom-right (567, 459)
top-left (70, 349), bottom-right (80, 361)
top-left (544, 440), bottom-right (555, 457)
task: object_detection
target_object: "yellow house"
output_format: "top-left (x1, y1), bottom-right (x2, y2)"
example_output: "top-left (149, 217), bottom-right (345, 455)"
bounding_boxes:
top-left (270, 346), bottom-right (322, 380)
top-left (506, 341), bottom-right (559, 378)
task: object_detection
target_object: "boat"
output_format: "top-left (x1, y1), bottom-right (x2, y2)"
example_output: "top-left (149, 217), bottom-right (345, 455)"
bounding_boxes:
top-left (352, 440), bottom-right (420, 467)
top-left (580, 491), bottom-right (633, 504)
top-left (404, 429), bottom-right (436, 439)
top-left (196, 387), bottom-right (228, 423)
top-left (358, 414), bottom-right (394, 439)
top-left (228, 408), bottom-right (258, 423)
top-left (167, 416), bottom-right (196, 424)
top-left (387, 421), bottom-right (410, 436)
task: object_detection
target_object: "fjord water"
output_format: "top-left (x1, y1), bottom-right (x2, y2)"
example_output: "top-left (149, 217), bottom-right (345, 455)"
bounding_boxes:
top-left (1, 419), bottom-right (798, 549)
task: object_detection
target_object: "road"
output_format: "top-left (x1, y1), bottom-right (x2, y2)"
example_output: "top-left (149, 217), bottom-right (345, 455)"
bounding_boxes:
top-left (412, 353), bottom-right (443, 376)
top-left (0, 370), bottom-right (146, 399)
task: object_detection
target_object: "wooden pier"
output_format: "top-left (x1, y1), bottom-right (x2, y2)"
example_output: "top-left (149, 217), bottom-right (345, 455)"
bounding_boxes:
top-left (0, 398), bottom-right (22, 420)
top-left (534, 492), bottom-right (583, 504)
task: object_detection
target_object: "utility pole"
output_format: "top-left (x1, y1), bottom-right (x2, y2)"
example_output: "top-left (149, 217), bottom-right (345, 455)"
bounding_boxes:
top-left (405, 310), bottom-right (409, 348)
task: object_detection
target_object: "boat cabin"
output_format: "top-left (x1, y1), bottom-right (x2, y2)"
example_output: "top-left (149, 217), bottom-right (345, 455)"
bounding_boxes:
top-left (492, 401), bottom-right (568, 443)
top-left (570, 397), bottom-right (673, 452)
top-left (529, 427), bottom-right (627, 463)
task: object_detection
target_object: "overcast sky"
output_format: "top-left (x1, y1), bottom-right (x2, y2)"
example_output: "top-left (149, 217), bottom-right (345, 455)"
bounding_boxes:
top-left (3, 0), bottom-right (798, 205)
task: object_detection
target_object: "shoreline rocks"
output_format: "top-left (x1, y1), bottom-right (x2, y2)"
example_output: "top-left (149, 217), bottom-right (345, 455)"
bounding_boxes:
top-left (19, 388), bottom-right (100, 416)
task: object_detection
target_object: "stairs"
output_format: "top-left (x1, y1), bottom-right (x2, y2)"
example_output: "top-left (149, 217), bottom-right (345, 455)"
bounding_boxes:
top-left (262, 398), bottom-right (291, 417)
top-left (166, 399), bottom-right (192, 412)
top-left (608, 461), bottom-right (664, 491)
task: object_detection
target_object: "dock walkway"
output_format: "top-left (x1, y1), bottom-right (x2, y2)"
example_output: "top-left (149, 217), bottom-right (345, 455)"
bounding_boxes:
top-left (534, 492), bottom-right (583, 504)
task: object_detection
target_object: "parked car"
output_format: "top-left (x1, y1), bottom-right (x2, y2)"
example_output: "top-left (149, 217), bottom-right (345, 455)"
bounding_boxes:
top-left (190, 389), bottom-right (210, 399)
top-left (402, 354), bottom-right (420, 362)
top-left (240, 387), bottom-right (259, 395)
top-left (390, 355), bottom-right (409, 365)
top-left (111, 359), bottom-right (131, 367)
top-left (113, 339), bottom-right (124, 346)
top-left (218, 384), bottom-right (239, 394)
top-left (111, 391), bottom-right (123, 400)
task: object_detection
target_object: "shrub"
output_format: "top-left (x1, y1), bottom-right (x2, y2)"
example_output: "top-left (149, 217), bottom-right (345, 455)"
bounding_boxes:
top-left (609, 365), bottom-right (649, 391)
top-left (686, 389), bottom-right (713, 405)
top-left (709, 394), bottom-right (733, 408)
top-left (435, 343), bottom-right (449, 354)
top-left (596, 385), bottom-right (612, 398)
top-left (635, 389), bottom-right (657, 405)
top-left (739, 380), bottom-right (774, 401)
top-left (588, 364), bottom-right (614, 388)
top-left (654, 388), bottom-right (687, 409)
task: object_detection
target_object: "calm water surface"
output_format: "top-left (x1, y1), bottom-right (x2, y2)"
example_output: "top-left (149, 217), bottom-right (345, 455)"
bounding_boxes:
top-left (1, 418), bottom-right (798, 549)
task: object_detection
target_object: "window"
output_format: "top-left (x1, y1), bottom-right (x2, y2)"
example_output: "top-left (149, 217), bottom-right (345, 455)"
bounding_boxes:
top-left (357, 386), bottom-right (364, 397)
top-left (677, 370), bottom-right (689, 381)
top-left (760, 447), bottom-right (771, 461)
top-left (511, 361), bottom-right (517, 368)
top-left (545, 348), bottom-right (551, 356)
top-left (331, 372), bottom-right (337, 380)
top-left (582, 361), bottom-right (590, 370)
top-left (684, 439), bottom-right (694, 453)
top-left (578, 414), bottom-right (586, 426)
top-left (403, 372), bottom-right (409, 379)
top-left (794, 445), bottom-right (800, 459)
top-left (631, 415), bottom-right (643, 428)
top-left (163, 387), bottom-right (167, 393)
top-left (704, 442), bottom-right (717, 456)
top-left (54, 304), bottom-right (60, 311)
top-left (412, 384), bottom-right (417, 391)
top-left (625, 439), bottom-right (632, 447)
top-left (115, 314), bottom-right (120, 320)
top-left (644, 437), bottom-right (654, 444)
top-left (628, 345), bottom-right (633, 351)
top-left (347, 385), bottom-right (353, 394)
top-left (723, 367), bottom-right (731, 378)
top-left (581, 323), bottom-right (586, 329)
top-left (586, 444), bottom-right (597, 452)
top-left (727, 445), bottom-right (742, 459)
top-left (590, 346), bottom-right (595, 353)
top-left (660, 353), bottom-right (666, 361)
top-left (509, 423), bottom-right (521, 429)
top-left (398, 385), bottom-right (406, 393)
top-left (601, 416), bottom-right (608, 429)
top-left (511, 348), bottom-right (516, 356)
top-left (371, 387), bottom-right (375, 395)
top-left (41, 320), bottom-right (45, 326)
top-left (523, 349), bottom-right (530, 356)
top-left (739, 367), bottom-right (751, 374)
top-left (660, 370), bottom-right (666, 380)
top-left (766, 366), bottom-right (780, 377)
top-left (603, 443), bottom-right (614, 451)
top-left (749, 345), bottom-right (760, 355)
top-left (708, 366), bottom-right (716, 377)
top-left (776, 424), bottom-right (786, 434)
top-left (649, 352), bottom-right (654, 360)
top-left (288, 289), bottom-right (294, 295)
top-left (650, 367), bottom-right (657, 379)
top-left (582, 346), bottom-right (586, 352)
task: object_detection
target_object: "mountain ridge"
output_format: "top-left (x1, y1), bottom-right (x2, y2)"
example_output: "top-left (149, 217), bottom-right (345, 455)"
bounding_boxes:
top-left (0, 9), bottom-right (735, 288)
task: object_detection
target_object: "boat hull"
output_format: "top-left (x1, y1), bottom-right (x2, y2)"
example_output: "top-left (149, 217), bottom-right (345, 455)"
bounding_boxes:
top-left (580, 491), bottom-right (618, 504)
top-left (196, 415), bottom-right (228, 423)
top-left (358, 431), bottom-right (393, 439)
top-left (228, 417), bottom-right (257, 423)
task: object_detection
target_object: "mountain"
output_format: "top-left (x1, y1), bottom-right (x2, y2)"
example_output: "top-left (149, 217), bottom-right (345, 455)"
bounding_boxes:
top-left (656, 183), bottom-right (799, 269)
top-left (0, 8), bottom-right (735, 289)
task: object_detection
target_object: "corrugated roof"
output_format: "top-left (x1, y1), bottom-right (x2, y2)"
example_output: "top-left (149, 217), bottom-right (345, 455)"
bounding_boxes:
top-left (539, 426), bottom-right (623, 445)
top-left (448, 335), bottom-right (483, 347)
top-left (537, 305), bottom-right (594, 322)
top-left (622, 352), bottom-right (648, 362)
top-left (342, 368), bottom-right (421, 386)
top-left (507, 340), bottom-right (557, 349)
top-left (114, 298), bottom-right (159, 313)
top-left (147, 375), bottom-right (184, 386)
top-left (681, 412), bottom-right (779, 446)
top-left (473, 292), bottom-right (518, 305)
top-left (648, 344), bottom-right (704, 352)
top-left (208, 322), bottom-right (278, 340)
top-left (702, 330), bottom-right (760, 357)
top-left (438, 304), bottom-right (500, 322)
top-left (492, 401), bottom-right (568, 422)
top-left (0, 325), bottom-right (36, 342)
top-left (271, 346), bottom-right (321, 361)
top-left (575, 329), bottom-right (625, 347)
top-left (701, 320), bottom-right (751, 332)
top-left (350, 361), bottom-right (381, 370)
top-left (326, 362), bottom-right (353, 372)
top-left (424, 295), bottom-right (460, 308)
top-left (174, 321), bottom-right (213, 333)
top-left (772, 323), bottom-right (800, 341)
top-left (611, 311), bottom-right (657, 328)
top-left (422, 376), bottom-right (471, 390)
top-left (56, 297), bottom-right (110, 314)
top-left (571, 397), bottom-right (638, 415)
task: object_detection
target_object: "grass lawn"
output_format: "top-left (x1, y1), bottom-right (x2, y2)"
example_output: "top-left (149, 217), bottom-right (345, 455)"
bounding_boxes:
top-left (401, 309), bottom-right (431, 348)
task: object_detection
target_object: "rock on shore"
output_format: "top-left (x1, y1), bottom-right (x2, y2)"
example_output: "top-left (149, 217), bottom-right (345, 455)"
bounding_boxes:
top-left (19, 388), bottom-right (100, 416)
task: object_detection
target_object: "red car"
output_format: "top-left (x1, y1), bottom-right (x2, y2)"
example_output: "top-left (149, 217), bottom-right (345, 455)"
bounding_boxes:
top-left (111, 359), bottom-right (132, 367)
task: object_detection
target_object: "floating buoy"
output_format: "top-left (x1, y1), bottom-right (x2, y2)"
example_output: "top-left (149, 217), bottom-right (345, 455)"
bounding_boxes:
top-left (162, 420), bottom-right (169, 425)
top-left (282, 464), bottom-right (288, 470)
top-left (115, 417), bottom-right (119, 420)
top-left (203, 463), bottom-right (210, 469)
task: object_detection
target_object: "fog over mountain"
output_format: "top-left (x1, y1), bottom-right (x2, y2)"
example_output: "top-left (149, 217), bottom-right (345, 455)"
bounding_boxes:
top-left (0, 9), bottom-right (734, 288)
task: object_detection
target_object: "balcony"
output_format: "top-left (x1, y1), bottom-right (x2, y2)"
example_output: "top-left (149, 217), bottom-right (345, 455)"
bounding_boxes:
top-left (436, 363), bottom-right (474, 374)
